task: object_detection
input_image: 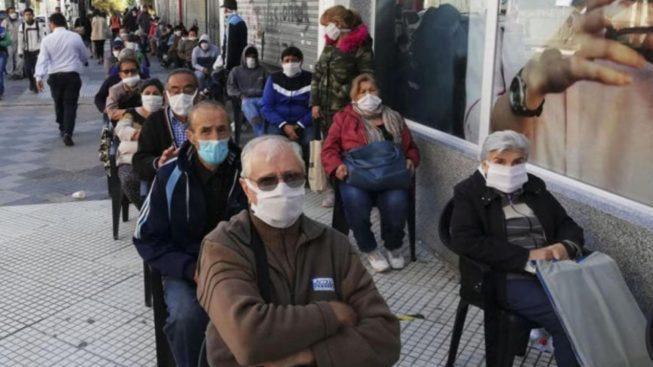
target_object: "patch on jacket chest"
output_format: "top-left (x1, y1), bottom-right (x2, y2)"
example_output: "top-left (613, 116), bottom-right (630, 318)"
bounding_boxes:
top-left (312, 277), bottom-right (335, 292)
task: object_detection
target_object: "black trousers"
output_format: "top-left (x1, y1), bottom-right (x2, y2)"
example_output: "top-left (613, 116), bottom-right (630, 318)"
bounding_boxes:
top-left (47, 72), bottom-right (82, 136)
top-left (93, 40), bottom-right (105, 60)
top-left (23, 50), bottom-right (39, 90)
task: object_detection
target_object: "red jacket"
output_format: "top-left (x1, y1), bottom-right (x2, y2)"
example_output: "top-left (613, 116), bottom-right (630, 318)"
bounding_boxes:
top-left (321, 104), bottom-right (421, 176)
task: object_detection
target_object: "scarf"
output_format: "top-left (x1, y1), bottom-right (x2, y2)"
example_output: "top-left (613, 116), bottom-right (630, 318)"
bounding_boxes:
top-left (353, 104), bottom-right (404, 145)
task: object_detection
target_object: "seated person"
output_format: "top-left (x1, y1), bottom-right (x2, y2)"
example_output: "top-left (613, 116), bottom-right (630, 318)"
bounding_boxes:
top-left (321, 74), bottom-right (420, 273)
top-left (450, 130), bottom-right (585, 367)
top-left (133, 69), bottom-right (199, 182)
top-left (94, 49), bottom-right (144, 115)
top-left (191, 34), bottom-right (219, 89)
top-left (261, 46), bottom-right (313, 146)
top-left (196, 135), bottom-right (401, 367)
top-left (134, 101), bottom-right (247, 367)
top-left (227, 45), bottom-right (268, 137)
top-left (178, 28), bottom-right (198, 69)
top-left (105, 56), bottom-right (143, 122)
top-left (104, 37), bottom-right (124, 75)
top-left (114, 78), bottom-right (164, 208)
top-left (165, 25), bottom-right (184, 68)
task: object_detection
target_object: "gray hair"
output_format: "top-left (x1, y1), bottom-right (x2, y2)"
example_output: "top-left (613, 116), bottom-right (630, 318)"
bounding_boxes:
top-left (187, 101), bottom-right (228, 131)
top-left (480, 130), bottom-right (530, 162)
top-left (241, 135), bottom-right (305, 178)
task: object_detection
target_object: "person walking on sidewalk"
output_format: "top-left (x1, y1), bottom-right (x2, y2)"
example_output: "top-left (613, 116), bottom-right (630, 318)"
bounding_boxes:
top-left (17, 8), bottom-right (45, 93)
top-left (91, 10), bottom-right (108, 65)
top-left (0, 26), bottom-right (11, 100)
top-left (35, 13), bottom-right (88, 147)
top-left (1, 7), bottom-right (21, 79)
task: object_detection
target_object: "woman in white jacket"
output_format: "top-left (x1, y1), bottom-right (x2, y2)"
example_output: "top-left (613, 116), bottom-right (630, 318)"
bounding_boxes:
top-left (114, 79), bottom-right (164, 208)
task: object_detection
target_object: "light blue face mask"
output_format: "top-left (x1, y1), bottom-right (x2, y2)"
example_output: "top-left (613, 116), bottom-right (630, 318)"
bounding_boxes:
top-left (197, 138), bottom-right (230, 166)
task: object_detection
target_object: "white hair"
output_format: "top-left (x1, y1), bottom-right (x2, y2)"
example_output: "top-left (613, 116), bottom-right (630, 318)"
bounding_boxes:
top-left (241, 135), bottom-right (305, 178)
top-left (480, 130), bottom-right (530, 162)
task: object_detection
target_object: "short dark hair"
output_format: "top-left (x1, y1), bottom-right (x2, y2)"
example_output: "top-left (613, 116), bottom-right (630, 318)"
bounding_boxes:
top-left (140, 78), bottom-right (165, 94)
top-left (166, 68), bottom-right (199, 87)
top-left (6, 6), bottom-right (15, 12)
top-left (49, 13), bottom-right (67, 27)
top-left (118, 57), bottom-right (139, 71)
top-left (281, 46), bottom-right (303, 61)
top-left (24, 8), bottom-right (34, 15)
top-left (245, 47), bottom-right (258, 58)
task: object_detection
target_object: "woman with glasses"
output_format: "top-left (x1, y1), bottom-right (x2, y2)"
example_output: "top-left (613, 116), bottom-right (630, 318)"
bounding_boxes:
top-left (321, 74), bottom-right (420, 273)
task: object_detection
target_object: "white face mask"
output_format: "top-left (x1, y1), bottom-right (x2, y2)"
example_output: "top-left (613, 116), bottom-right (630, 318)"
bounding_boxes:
top-left (174, 30), bottom-right (182, 37)
top-left (325, 22), bottom-right (341, 41)
top-left (247, 181), bottom-right (305, 228)
top-left (9, 13), bottom-right (17, 20)
top-left (123, 75), bottom-right (140, 88)
top-left (125, 42), bottom-right (138, 51)
top-left (282, 62), bottom-right (301, 77)
top-left (356, 93), bottom-right (383, 113)
top-left (200, 42), bottom-right (209, 51)
top-left (166, 90), bottom-right (197, 117)
top-left (141, 94), bottom-right (163, 112)
top-left (246, 57), bottom-right (256, 69)
top-left (485, 163), bottom-right (529, 194)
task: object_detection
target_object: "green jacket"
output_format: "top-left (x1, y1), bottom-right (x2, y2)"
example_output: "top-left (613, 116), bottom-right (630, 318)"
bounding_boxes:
top-left (0, 32), bottom-right (12, 50)
top-left (311, 25), bottom-right (374, 115)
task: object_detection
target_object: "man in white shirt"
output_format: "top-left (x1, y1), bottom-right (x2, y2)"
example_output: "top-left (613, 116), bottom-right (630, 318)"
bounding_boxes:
top-left (35, 13), bottom-right (88, 147)
top-left (18, 8), bottom-right (45, 93)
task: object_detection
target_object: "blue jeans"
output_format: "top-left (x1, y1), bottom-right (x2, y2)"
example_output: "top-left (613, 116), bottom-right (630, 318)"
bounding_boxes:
top-left (267, 123), bottom-right (314, 147)
top-left (163, 277), bottom-right (209, 367)
top-left (505, 278), bottom-right (579, 367)
top-left (0, 51), bottom-right (6, 96)
top-left (241, 97), bottom-right (265, 136)
top-left (338, 182), bottom-right (408, 253)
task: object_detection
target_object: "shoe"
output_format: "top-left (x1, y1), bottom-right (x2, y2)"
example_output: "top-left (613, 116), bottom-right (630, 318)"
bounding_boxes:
top-left (367, 250), bottom-right (390, 273)
top-left (387, 248), bottom-right (405, 270)
top-left (321, 190), bottom-right (335, 208)
top-left (63, 134), bottom-right (74, 146)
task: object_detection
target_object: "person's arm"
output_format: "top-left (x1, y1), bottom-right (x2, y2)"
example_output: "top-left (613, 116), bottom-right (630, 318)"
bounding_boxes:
top-left (34, 36), bottom-right (50, 82)
top-left (450, 183), bottom-right (531, 272)
top-left (17, 25), bottom-right (24, 56)
top-left (133, 115), bottom-right (161, 182)
top-left (94, 77), bottom-right (113, 113)
top-left (196, 235), bottom-right (341, 367)
top-left (105, 85), bottom-right (127, 121)
top-left (355, 42), bottom-right (375, 76)
top-left (191, 47), bottom-right (203, 72)
top-left (298, 86), bottom-right (313, 129)
top-left (226, 68), bottom-right (240, 98)
top-left (309, 242), bottom-right (401, 367)
top-left (260, 77), bottom-right (287, 128)
top-left (133, 175), bottom-right (198, 280)
top-left (115, 114), bottom-right (137, 141)
top-left (320, 114), bottom-right (345, 177)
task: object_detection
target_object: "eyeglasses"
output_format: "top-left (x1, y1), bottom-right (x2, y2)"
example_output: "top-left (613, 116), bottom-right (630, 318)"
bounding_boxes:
top-left (248, 172), bottom-right (306, 192)
top-left (120, 68), bottom-right (138, 75)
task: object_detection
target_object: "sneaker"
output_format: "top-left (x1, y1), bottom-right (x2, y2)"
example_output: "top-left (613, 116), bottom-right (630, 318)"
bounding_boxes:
top-left (321, 190), bottom-right (335, 208)
top-left (63, 134), bottom-right (74, 146)
top-left (367, 250), bottom-right (390, 273)
top-left (387, 249), bottom-right (405, 270)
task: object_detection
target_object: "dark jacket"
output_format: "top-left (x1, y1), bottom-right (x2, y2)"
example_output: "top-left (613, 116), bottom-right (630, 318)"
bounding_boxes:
top-left (450, 171), bottom-right (584, 273)
top-left (133, 108), bottom-right (178, 182)
top-left (223, 14), bottom-right (248, 70)
top-left (261, 70), bottom-right (313, 130)
top-left (226, 45), bottom-right (267, 99)
top-left (133, 141), bottom-right (247, 280)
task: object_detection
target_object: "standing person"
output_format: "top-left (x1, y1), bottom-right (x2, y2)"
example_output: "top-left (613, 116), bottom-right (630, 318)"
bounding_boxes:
top-left (191, 34), bottom-right (219, 90)
top-left (261, 47), bottom-right (313, 148)
top-left (226, 45), bottom-right (267, 136)
top-left (35, 13), bottom-right (88, 146)
top-left (91, 10), bottom-right (108, 65)
top-left (220, 0), bottom-right (247, 71)
top-left (74, 13), bottom-right (93, 57)
top-left (18, 8), bottom-right (44, 93)
top-left (0, 26), bottom-right (11, 100)
top-left (110, 12), bottom-right (121, 41)
top-left (1, 7), bottom-right (21, 79)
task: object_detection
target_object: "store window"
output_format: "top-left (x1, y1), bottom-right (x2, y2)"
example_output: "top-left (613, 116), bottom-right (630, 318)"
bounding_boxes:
top-left (492, 0), bottom-right (653, 206)
top-left (375, 0), bottom-right (488, 143)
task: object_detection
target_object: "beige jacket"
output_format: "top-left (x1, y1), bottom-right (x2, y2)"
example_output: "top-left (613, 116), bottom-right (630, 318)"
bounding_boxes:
top-left (91, 16), bottom-right (107, 41)
top-left (196, 210), bottom-right (401, 367)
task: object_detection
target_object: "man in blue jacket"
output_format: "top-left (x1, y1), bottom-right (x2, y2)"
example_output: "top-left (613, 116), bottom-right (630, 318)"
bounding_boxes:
top-left (134, 100), bottom-right (247, 367)
top-left (261, 46), bottom-right (314, 147)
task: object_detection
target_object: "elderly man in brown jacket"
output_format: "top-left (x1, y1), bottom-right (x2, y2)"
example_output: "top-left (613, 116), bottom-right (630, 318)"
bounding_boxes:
top-left (196, 135), bottom-right (400, 367)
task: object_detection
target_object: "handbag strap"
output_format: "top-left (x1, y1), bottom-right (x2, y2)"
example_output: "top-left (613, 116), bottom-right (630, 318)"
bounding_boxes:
top-left (246, 225), bottom-right (273, 303)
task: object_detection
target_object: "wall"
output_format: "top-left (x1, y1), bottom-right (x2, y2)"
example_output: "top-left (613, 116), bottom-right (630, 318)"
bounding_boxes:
top-left (413, 134), bottom-right (653, 311)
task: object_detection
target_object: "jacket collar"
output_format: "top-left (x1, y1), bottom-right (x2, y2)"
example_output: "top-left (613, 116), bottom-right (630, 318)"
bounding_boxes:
top-left (228, 210), bottom-right (326, 249)
top-left (472, 170), bottom-right (545, 206)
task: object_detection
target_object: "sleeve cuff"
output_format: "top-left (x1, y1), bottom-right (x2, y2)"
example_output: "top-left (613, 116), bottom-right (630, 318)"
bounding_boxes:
top-left (561, 240), bottom-right (582, 258)
top-left (315, 301), bottom-right (340, 338)
top-left (311, 340), bottom-right (333, 367)
top-left (297, 121), bottom-right (306, 129)
top-left (278, 121), bottom-right (289, 128)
